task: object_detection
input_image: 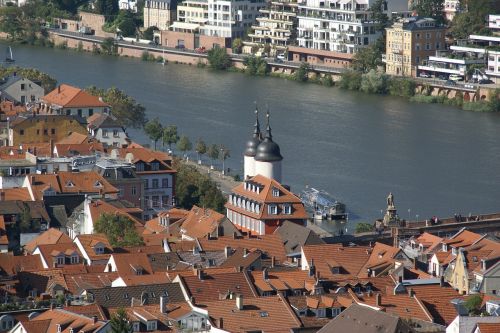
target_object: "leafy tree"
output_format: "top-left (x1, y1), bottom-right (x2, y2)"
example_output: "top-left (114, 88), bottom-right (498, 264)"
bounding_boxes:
top-left (95, 0), bottom-right (119, 20)
top-left (94, 213), bottom-right (143, 247)
top-left (388, 78), bottom-right (416, 98)
top-left (173, 160), bottom-right (226, 213)
top-left (360, 69), bottom-right (388, 94)
top-left (162, 125), bottom-right (179, 151)
top-left (195, 138), bottom-right (207, 164)
top-left (450, 0), bottom-right (500, 39)
top-left (110, 308), bottom-right (133, 333)
top-left (339, 70), bottom-right (362, 90)
top-left (101, 37), bottom-right (118, 55)
top-left (143, 25), bottom-right (158, 40)
top-left (232, 38), bottom-right (243, 54)
top-left (207, 47), bottom-right (231, 70)
top-left (177, 135), bottom-right (193, 159)
top-left (207, 144), bottom-right (219, 168)
top-left (0, 6), bottom-right (23, 40)
top-left (464, 294), bottom-right (483, 315)
top-left (0, 67), bottom-right (57, 93)
top-left (52, 0), bottom-right (88, 14)
top-left (219, 145), bottom-right (230, 174)
top-left (352, 45), bottom-right (382, 73)
top-left (414, 0), bottom-right (445, 25)
top-left (488, 89), bottom-right (500, 112)
top-left (144, 118), bottom-right (163, 150)
top-left (370, 0), bottom-right (389, 32)
top-left (295, 62), bottom-right (310, 82)
top-left (355, 222), bottom-right (374, 234)
top-left (117, 17), bottom-right (136, 37)
top-left (243, 56), bottom-right (268, 76)
top-left (85, 86), bottom-right (147, 128)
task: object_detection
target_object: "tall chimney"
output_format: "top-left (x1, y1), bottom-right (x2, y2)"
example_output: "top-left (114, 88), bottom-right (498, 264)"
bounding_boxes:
top-left (263, 268), bottom-right (269, 280)
top-left (224, 246), bottom-right (231, 258)
top-left (271, 256), bottom-right (275, 268)
top-left (408, 288), bottom-right (414, 298)
top-left (218, 317), bottom-right (223, 329)
top-left (160, 295), bottom-right (168, 313)
top-left (92, 316), bottom-right (98, 324)
top-left (243, 248), bottom-right (248, 257)
top-left (439, 276), bottom-right (445, 287)
top-left (375, 293), bottom-right (382, 307)
top-left (57, 85), bottom-right (61, 94)
top-left (235, 294), bottom-right (243, 310)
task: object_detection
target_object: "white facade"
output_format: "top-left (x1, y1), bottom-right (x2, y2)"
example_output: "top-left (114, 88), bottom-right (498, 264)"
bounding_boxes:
top-left (444, 0), bottom-right (460, 22)
top-left (244, 155), bottom-right (256, 179)
top-left (226, 209), bottom-right (265, 235)
top-left (297, 0), bottom-right (409, 54)
top-left (254, 160), bottom-right (282, 183)
top-left (141, 173), bottom-right (174, 220)
top-left (201, 0), bottom-right (266, 38)
top-left (488, 14), bottom-right (500, 30)
top-left (90, 126), bottom-right (128, 148)
top-left (177, 0), bottom-right (209, 25)
top-left (119, 0), bottom-right (138, 12)
top-left (0, 77), bottom-right (44, 105)
top-left (144, 0), bottom-right (176, 30)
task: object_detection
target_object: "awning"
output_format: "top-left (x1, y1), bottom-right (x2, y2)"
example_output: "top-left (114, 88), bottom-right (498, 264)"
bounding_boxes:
top-left (355, 0), bottom-right (368, 4)
top-left (170, 22), bottom-right (200, 31)
top-left (339, 0), bottom-right (352, 4)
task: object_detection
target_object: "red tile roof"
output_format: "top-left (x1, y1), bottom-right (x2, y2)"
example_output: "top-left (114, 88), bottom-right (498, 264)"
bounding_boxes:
top-left (42, 84), bottom-right (109, 108)
top-left (24, 228), bottom-right (73, 254)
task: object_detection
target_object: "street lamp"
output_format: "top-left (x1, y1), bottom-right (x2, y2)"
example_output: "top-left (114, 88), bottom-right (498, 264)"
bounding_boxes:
top-left (408, 208), bottom-right (411, 222)
top-left (220, 147), bottom-right (225, 175)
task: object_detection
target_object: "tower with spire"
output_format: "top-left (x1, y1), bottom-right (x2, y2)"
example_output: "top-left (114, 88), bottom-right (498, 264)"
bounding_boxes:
top-left (243, 105), bottom-right (262, 179)
top-left (253, 110), bottom-right (283, 182)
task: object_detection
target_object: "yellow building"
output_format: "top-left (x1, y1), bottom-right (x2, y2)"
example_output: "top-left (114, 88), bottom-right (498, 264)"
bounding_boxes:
top-left (385, 17), bottom-right (446, 77)
top-left (144, 0), bottom-right (177, 30)
top-left (8, 115), bottom-right (87, 146)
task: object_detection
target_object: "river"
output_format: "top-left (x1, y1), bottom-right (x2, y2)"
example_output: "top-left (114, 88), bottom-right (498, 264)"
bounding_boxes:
top-left (6, 42), bottom-right (500, 229)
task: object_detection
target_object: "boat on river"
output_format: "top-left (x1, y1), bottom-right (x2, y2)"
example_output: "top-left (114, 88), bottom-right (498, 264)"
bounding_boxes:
top-left (300, 187), bottom-right (347, 221)
top-left (5, 46), bottom-right (14, 63)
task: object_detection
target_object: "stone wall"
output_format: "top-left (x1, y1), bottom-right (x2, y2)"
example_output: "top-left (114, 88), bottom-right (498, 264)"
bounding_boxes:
top-left (79, 11), bottom-right (114, 38)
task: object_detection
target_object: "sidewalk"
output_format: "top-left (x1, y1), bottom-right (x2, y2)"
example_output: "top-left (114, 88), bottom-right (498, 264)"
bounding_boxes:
top-left (182, 158), bottom-right (239, 195)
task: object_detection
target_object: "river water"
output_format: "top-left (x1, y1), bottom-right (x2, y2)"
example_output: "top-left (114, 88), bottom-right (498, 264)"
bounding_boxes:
top-left (6, 42), bottom-right (500, 227)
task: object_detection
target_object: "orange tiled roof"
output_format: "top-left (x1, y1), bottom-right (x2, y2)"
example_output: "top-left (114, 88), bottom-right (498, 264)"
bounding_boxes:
top-left (477, 323), bottom-right (500, 333)
top-left (87, 199), bottom-right (143, 232)
top-left (416, 232), bottom-right (443, 253)
top-left (54, 142), bottom-right (104, 157)
top-left (56, 132), bottom-right (90, 145)
top-left (442, 230), bottom-right (483, 248)
top-left (0, 188), bottom-right (31, 201)
top-left (35, 243), bottom-right (83, 268)
top-left (0, 253), bottom-right (43, 275)
top-left (75, 234), bottom-right (113, 262)
top-left (108, 252), bottom-right (154, 276)
top-left (42, 84), bottom-right (109, 108)
top-left (115, 147), bottom-right (172, 164)
top-left (202, 296), bottom-right (302, 333)
top-left (250, 269), bottom-right (316, 294)
top-left (226, 174), bottom-right (308, 221)
top-left (24, 228), bottom-right (73, 254)
top-left (0, 143), bottom-right (52, 158)
top-left (359, 243), bottom-right (406, 278)
top-left (180, 206), bottom-right (226, 239)
top-left (63, 272), bottom-right (118, 294)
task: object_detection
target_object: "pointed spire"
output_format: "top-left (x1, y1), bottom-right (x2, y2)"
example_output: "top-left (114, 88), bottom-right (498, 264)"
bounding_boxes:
top-left (253, 102), bottom-right (261, 139)
top-left (265, 106), bottom-right (272, 140)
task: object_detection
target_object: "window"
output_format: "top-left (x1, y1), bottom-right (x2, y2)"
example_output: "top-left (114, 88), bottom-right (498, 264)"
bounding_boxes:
top-left (147, 321), bottom-right (157, 331)
top-left (51, 128), bottom-right (55, 135)
top-left (143, 179), bottom-right (149, 189)
top-left (268, 205), bottom-right (277, 215)
top-left (102, 130), bottom-right (109, 138)
top-left (426, 33), bottom-right (431, 39)
top-left (113, 129), bottom-right (119, 137)
top-left (37, 129), bottom-right (40, 135)
top-left (162, 196), bottom-right (169, 207)
top-left (20, 83), bottom-right (26, 90)
top-left (57, 256), bottom-right (65, 265)
top-left (43, 129), bottom-right (48, 135)
top-left (136, 163), bottom-right (144, 172)
top-left (88, 109), bottom-right (94, 116)
top-left (77, 109), bottom-right (82, 117)
top-left (152, 179), bottom-right (159, 189)
top-left (272, 187), bottom-right (280, 197)
top-left (283, 204), bottom-right (292, 214)
top-left (133, 322), bottom-right (140, 332)
top-left (152, 196), bottom-right (160, 208)
top-left (131, 186), bottom-right (137, 195)
top-left (162, 178), bottom-right (168, 188)
top-left (20, 129), bottom-right (25, 135)
top-left (70, 255), bottom-right (79, 264)
top-left (151, 162), bottom-right (160, 171)
top-left (95, 246), bottom-right (104, 254)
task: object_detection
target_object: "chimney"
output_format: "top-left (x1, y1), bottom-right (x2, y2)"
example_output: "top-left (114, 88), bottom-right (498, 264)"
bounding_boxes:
top-left (218, 317), bottom-right (223, 329)
top-left (247, 231), bottom-right (252, 239)
top-left (206, 232), bottom-right (211, 240)
top-left (235, 294), bottom-right (243, 310)
top-left (308, 259), bottom-right (315, 277)
top-left (408, 288), bottom-right (414, 298)
top-left (0, 192), bottom-right (4, 201)
top-left (53, 261), bottom-right (58, 268)
top-left (412, 258), bottom-right (417, 269)
top-left (224, 246), bottom-right (231, 258)
top-left (50, 302), bottom-right (55, 310)
top-left (243, 248), bottom-right (248, 257)
top-left (160, 295), bottom-right (168, 313)
top-left (197, 269), bottom-right (203, 280)
top-left (439, 276), bottom-right (445, 287)
top-left (50, 139), bottom-right (54, 158)
top-left (398, 276), bottom-right (403, 283)
top-left (92, 316), bottom-right (98, 324)
top-left (263, 268), bottom-right (269, 280)
top-left (237, 265), bottom-right (243, 272)
top-left (375, 293), bottom-right (382, 307)
top-left (57, 85), bottom-right (61, 94)
top-left (233, 232), bottom-right (237, 239)
top-left (271, 256), bottom-right (275, 268)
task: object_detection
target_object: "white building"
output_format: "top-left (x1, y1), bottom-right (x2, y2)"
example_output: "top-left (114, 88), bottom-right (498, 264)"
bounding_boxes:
top-left (444, 0), bottom-right (460, 22)
top-left (144, 0), bottom-right (178, 30)
top-left (87, 113), bottom-right (129, 148)
top-left (119, 0), bottom-right (138, 12)
top-left (296, 0), bottom-right (410, 54)
top-left (0, 75), bottom-right (44, 105)
top-left (200, 0), bottom-right (266, 38)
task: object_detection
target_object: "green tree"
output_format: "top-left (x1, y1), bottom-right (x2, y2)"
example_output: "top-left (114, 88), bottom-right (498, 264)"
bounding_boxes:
top-left (464, 294), bottom-right (483, 315)
top-left (101, 37), bottom-right (118, 55)
top-left (177, 135), bottom-right (193, 159)
top-left (52, 0), bottom-right (88, 14)
top-left (195, 138), bottom-right (207, 164)
top-left (162, 125), bottom-right (179, 151)
top-left (352, 45), bottom-right (382, 73)
top-left (94, 213), bottom-right (143, 247)
top-left (143, 25), bottom-right (158, 40)
top-left (355, 223), bottom-right (374, 234)
top-left (207, 144), bottom-right (219, 169)
top-left (0, 6), bottom-right (23, 40)
top-left (243, 56), bottom-right (269, 76)
top-left (173, 160), bottom-right (226, 213)
top-left (370, 0), bottom-right (389, 32)
top-left (117, 17), bottom-right (136, 37)
top-left (110, 308), bottom-right (133, 333)
top-left (339, 70), bottom-right (362, 90)
top-left (295, 62), bottom-right (310, 82)
top-left (85, 86), bottom-right (147, 128)
top-left (144, 118), bottom-right (163, 150)
top-left (95, 0), bottom-right (119, 20)
top-left (360, 69), bottom-right (388, 94)
top-left (450, 0), bottom-right (500, 39)
top-left (207, 47), bottom-right (231, 70)
top-left (232, 38), bottom-right (243, 54)
top-left (219, 145), bottom-right (230, 174)
top-left (488, 88), bottom-right (500, 112)
top-left (0, 67), bottom-right (57, 93)
top-left (414, 0), bottom-right (445, 25)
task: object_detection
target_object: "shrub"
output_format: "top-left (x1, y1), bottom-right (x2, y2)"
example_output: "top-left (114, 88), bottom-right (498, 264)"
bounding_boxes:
top-left (409, 94), bottom-right (447, 104)
top-left (207, 47), bottom-right (231, 70)
top-left (294, 62), bottom-right (310, 82)
top-left (77, 41), bottom-right (84, 52)
top-left (388, 77), bottom-right (416, 98)
top-left (339, 70), bottom-right (362, 90)
top-left (320, 74), bottom-right (334, 87)
top-left (360, 69), bottom-right (388, 94)
top-left (243, 56), bottom-right (269, 76)
top-left (462, 100), bottom-right (494, 112)
top-left (355, 223), bottom-right (374, 234)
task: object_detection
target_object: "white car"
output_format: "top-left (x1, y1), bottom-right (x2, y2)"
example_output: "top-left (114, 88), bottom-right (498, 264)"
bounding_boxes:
top-left (276, 54), bottom-right (286, 61)
top-left (448, 74), bottom-right (462, 81)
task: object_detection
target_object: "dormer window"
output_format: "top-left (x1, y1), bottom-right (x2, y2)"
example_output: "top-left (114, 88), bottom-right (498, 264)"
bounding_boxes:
top-left (147, 321), bottom-right (157, 331)
top-left (57, 324), bottom-right (62, 333)
top-left (442, 244), bottom-right (448, 252)
top-left (94, 181), bottom-right (102, 188)
top-left (57, 256), bottom-right (65, 265)
top-left (283, 204), bottom-right (292, 215)
top-left (94, 246), bottom-right (104, 254)
top-left (268, 205), bottom-right (277, 215)
top-left (136, 163), bottom-right (144, 172)
top-left (452, 248), bottom-right (457, 255)
top-left (65, 180), bottom-right (75, 187)
top-left (70, 254), bottom-right (79, 264)
top-left (272, 187), bottom-right (280, 197)
top-left (151, 162), bottom-right (159, 171)
top-left (133, 322), bottom-right (140, 332)
top-left (331, 266), bottom-right (340, 274)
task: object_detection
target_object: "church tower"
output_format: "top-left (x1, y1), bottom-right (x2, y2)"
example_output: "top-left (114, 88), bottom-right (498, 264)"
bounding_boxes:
top-left (243, 107), bottom-right (262, 179)
top-left (254, 111), bottom-right (283, 182)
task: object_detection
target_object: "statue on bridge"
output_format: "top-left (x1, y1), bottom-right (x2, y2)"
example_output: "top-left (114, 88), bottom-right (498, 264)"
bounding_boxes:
top-left (387, 192), bottom-right (395, 208)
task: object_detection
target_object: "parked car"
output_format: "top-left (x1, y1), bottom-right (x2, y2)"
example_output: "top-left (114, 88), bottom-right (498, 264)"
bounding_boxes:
top-left (276, 53), bottom-right (286, 61)
top-left (448, 74), bottom-right (462, 81)
top-left (437, 74), bottom-right (448, 80)
top-left (479, 79), bottom-right (493, 84)
top-left (175, 45), bottom-right (186, 50)
top-left (195, 47), bottom-right (207, 53)
top-left (445, 80), bottom-right (457, 86)
top-left (419, 72), bottom-right (431, 78)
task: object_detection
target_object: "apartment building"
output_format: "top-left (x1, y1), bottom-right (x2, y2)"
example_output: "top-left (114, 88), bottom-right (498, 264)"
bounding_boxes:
top-left (385, 17), bottom-right (445, 77)
top-left (176, 0), bottom-right (209, 26)
top-left (144, 0), bottom-right (178, 30)
top-left (296, 0), bottom-right (409, 55)
top-left (245, 1), bottom-right (298, 52)
top-left (444, 0), bottom-right (460, 22)
top-left (201, 0), bottom-right (266, 38)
